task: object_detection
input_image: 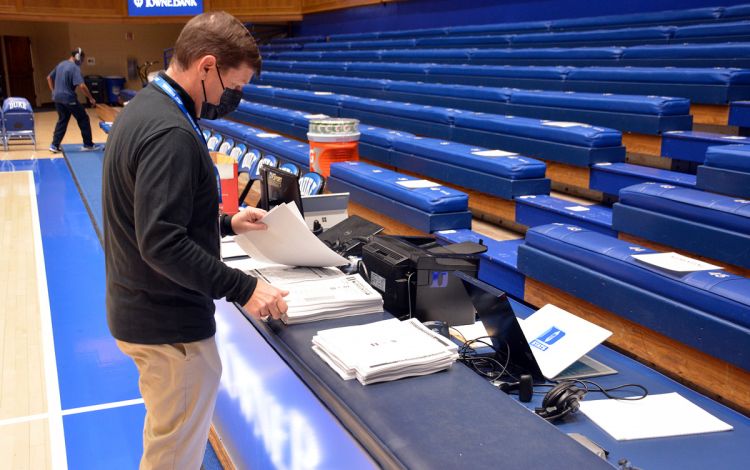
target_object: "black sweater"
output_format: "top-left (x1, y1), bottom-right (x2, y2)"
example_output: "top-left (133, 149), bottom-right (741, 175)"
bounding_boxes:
top-left (102, 73), bottom-right (257, 344)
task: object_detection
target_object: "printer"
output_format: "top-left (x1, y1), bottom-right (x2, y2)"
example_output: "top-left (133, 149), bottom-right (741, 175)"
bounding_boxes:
top-left (361, 236), bottom-right (487, 325)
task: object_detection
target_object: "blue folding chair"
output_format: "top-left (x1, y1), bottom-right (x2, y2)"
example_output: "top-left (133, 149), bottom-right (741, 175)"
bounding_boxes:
top-left (218, 137), bottom-right (234, 155)
top-left (279, 162), bottom-right (301, 176)
top-left (299, 171), bottom-right (326, 196)
top-left (253, 155), bottom-right (279, 181)
top-left (2, 97), bottom-right (35, 151)
top-left (238, 149), bottom-right (262, 206)
top-left (201, 128), bottom-right (212, 141)
top-left (229, 143), bottom-right (247, 163)
top-left (206, 133), bottom-right (223, 152)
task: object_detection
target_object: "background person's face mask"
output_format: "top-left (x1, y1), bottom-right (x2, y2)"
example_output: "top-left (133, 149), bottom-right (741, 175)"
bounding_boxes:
top-left (200, 67), bottom-right (242, 120)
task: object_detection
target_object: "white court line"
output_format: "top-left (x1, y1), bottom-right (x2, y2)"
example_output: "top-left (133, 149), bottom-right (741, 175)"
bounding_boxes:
top-left (61, 398), bottom-right (145, 417)
top-left (0, 398), bottom-right (145, 428)
top-left (28, 170), bottom-right (67, 470)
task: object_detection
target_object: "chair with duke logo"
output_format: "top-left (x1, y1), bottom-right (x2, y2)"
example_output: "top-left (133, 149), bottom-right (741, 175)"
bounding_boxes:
top-left (279, 162), bottom-right (301, 176)
top-left (253, 155), bottom-right (279, 182)
top-left (237, 149), bottom-right (263, 206)
top-left (2, 97), bottom-right (35, 151)
top-left (206, 132), bottom-right (223, 152)
top-left (229, 143), bottom-right (247, 163)
top-left (218, 137), bottom-right (234, 156)
top-left (299, 171), bottom-right (326, 196)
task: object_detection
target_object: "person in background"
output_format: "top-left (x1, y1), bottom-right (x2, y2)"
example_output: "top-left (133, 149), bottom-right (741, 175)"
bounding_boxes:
top-left (102, 11), bottom-right (288, 470)
top-left (47, 47), bottom-right (99, 153)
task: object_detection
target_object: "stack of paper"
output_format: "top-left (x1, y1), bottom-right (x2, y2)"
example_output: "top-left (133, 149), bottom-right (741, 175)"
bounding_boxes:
top-left (312, 318), bottom-right (459, 385)
top-left (281, 274), bottom-right (383, 324)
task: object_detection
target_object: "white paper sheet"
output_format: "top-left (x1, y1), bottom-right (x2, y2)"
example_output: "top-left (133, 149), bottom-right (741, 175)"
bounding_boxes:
top-left (234, 203), bottom-right (348, 267)
top-left (632, 252), bottom-right (722, 272)
top-left (256, 133), bottom-right (280, 139)
top-left (579, 393), bottom-right (733, 441)
top-left (223, 257), bottom-right (277, 273)
top-left (471, 149), bottom-right (518, 157)
top-left (565, 205), bottom-right (591, 212)
top-left (396, 179), bottom-right (441, 189)
top-left (305, 114), bottom-right (329, 119)
top-left (519, 304), bottom-right (612, 379)
top-left (542, 121), bottom-right (591, 128)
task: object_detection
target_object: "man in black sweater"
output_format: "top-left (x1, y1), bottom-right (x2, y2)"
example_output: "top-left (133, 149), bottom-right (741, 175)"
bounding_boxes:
top-left (102, 11), bottom-right (286, 469)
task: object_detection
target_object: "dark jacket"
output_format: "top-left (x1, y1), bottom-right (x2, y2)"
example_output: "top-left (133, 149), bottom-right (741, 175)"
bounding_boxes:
top-left (102, 72), bottom-right (256, 344)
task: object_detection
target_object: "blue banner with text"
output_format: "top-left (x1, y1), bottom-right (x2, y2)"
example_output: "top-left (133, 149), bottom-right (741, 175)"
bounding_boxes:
top-left (128, 0), bottom-right (203, 17)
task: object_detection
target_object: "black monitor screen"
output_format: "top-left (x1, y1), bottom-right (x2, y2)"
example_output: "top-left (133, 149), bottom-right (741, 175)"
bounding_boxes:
top-left (259, 166), bottom-right (304, 215)
top-left (453, 271), bottom-right (543, 380)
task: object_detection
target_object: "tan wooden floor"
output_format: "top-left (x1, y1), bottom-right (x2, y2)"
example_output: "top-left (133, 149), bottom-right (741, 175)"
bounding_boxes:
top-left (0, 171), bottom-right (52, 469)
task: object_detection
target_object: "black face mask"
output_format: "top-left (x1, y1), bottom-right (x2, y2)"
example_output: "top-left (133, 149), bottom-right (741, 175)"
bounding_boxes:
top-left (200, 67), bottom-right (242, 120)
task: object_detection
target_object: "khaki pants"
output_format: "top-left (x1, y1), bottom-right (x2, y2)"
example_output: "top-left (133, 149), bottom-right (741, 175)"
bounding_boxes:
top-left (117, 336), bottom-right (223, 470)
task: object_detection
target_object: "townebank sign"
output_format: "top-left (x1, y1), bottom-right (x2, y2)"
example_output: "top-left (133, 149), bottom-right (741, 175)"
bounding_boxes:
top-left (128, 0), bottom-right (204, 17)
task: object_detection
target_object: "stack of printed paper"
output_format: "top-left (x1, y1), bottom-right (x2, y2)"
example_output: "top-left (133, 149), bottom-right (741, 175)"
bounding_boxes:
top-left (280, 273), bottom-right (383, 324)
top-left (312, 318), bottom-right (459, 385)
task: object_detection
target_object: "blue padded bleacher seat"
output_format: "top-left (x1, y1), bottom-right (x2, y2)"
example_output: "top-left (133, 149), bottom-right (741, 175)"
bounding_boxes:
top-left (614, 182), bottom-right (750, 269)
top-left (345, 62), bottom-right (430, 80)
top-left (202, 128), bottom-right (212, 141)
top-left (517, 223), bottom-right (750, 370)
top-left (511, 26), bottom-right (675, 48)
top-left (310, 39), bottom-right (418, 51)
top-left (716, 4), bottom-right (750, 20)
top-left (451, 113), bottom-right (625, 166)
top-left (388, 136), bottom-right (550, 198)
top-left (729, 100), bottom-right (750, 126)
top-left (444, 20), bottom-right (550, 36)
top-left (377, 27), bottom-right (449, 40)
top-left (661, 130), bottom-right (750, 163)
top-left (620, 43), bottom-right (750, 68)
top-left (380, 48), bottom-right (474, 64)
top-left (424, 64), bottom-right (569, 89)
top-left (515, 195), bottom-right (614, 236)
top-left (564, 67), bottom-right (750, 104)
top-left (697, 144), bottom-right (750, 198)
top-left (589, 162), bottom-right (696, 197)
top-left (272, 35), bottom-right (325, 45)
top-left (435, 229), bottom-right (526, 300)
top-left (674, 21), bottom-right (750, 43)
top-left (340, 97), bottom-right (455, 138)
top-left (327, 32), bottom-right (381, 42)
top-left (416, 35), bottom-right (513, 49)
top-left (548, 7), bottom-right (722, 31)
top-left (468, 46), bottom-right (624, 66)
top-left (507, 89), bottom-right (691, 134)
top-left (359, 125), bottom-right (415, 164)
top-left (309, 74), bottom-right (391, 97)
top-left (328, 161), bottom-right (472, 232)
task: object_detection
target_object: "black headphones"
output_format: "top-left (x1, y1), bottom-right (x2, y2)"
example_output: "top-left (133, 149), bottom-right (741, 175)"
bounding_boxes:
top-left (535, 381), bottom-right (587, 421)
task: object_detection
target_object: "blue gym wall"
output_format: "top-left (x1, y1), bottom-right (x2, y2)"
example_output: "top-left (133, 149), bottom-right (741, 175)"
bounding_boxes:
top-left (293, 0), bottom-right (749, 36)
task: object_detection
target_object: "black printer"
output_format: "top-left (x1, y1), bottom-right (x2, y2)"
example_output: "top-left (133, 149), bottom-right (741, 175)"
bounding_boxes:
top-left (361, 236), bottom-right (487, 325)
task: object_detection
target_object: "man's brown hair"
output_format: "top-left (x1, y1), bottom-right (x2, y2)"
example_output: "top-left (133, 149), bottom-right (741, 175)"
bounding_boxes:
top-left (173, 11), bottom-right (261, 75)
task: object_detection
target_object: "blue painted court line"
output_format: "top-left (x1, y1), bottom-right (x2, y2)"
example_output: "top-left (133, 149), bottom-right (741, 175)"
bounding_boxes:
top-left (32, 158), bottom-right (140, 409)
top-left (63, 404), bottom-right (145, 469)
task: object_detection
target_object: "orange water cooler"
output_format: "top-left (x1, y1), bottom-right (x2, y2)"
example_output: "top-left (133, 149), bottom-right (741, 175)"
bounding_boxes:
top-left (308, 118), bottom-right (360, 177)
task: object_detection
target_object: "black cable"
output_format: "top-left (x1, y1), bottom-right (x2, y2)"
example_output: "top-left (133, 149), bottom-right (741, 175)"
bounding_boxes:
top-left (572, 379), bottom-right (649, 401)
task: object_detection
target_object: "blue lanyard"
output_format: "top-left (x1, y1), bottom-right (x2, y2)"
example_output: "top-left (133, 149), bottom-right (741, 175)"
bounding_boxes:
top-left (153, 75), bottom-right (221, 203)
top-left (152, 75), bottom-right (205, 143)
